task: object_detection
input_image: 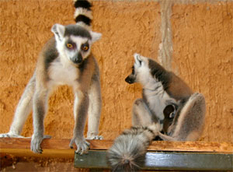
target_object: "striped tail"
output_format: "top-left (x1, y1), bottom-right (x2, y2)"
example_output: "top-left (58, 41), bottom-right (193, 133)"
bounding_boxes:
top-left (107, 123), bottom-right (160, 171)
top-left (74, 0), bottom-right (93, 30)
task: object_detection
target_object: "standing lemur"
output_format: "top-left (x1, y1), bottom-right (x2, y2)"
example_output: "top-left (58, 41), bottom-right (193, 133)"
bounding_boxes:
top-left (0, 0), bottom-right (102, 154)
top-left (108, 53), bottom-right (206, 171)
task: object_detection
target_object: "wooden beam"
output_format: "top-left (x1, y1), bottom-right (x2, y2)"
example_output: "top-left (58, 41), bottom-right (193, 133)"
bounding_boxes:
top-left (148, 141), bottom-right (233, 153)
top-left (0, 138), bottom-right (113, 150)
top-left (1, 138), bottom-right (233, 153)
top-left (1, 138), bottom-right (233, 170)
top-left (0, 138), bottom-right (112, 158)
top-left (74, 150), bottom-right (233, 171)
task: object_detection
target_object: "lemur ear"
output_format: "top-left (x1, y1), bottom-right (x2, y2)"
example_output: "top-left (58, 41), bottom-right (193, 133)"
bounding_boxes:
top-left (90, 31), bottom-right (102, 43)
top-left (134, 53), bottom-right (142, 65)
top-left (51, 24), bottom-right (65, 41)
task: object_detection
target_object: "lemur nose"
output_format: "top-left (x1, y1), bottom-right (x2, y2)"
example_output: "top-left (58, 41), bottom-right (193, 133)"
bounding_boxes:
top-left (72, 53), bottom-right (83, 64)
top-left (125, 76), bottom-right (134, 84)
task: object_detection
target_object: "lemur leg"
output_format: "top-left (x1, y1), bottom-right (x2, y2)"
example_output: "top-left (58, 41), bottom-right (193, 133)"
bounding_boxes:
top-left (161, 92), bottom-right (206, 141)
top-left (0, 74), bottom-right (36, 138)
top-left (86, 77), bottom-right (102, 140)
top-left (132, 98), bottom-right (157, 126)
top-left (69, 90), bottom-right (90, 155)
top-left (31, 88), bottom-right (50, 154)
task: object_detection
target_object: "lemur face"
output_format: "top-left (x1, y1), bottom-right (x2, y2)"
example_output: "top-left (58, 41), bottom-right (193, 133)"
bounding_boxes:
top-left (125, 53), bottom-right (151, 85)
top-left (51, 24), bottom-right (101, 65)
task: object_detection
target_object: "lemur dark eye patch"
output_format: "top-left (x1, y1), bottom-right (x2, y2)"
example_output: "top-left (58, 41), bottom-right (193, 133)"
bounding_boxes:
top-left (81, 42), bottom-right (89, 52)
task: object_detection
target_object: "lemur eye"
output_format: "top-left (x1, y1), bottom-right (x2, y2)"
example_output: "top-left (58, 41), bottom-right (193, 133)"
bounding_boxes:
top-left (81, 44), bottom-right (89, 52)
top-left (66, 43), bottom-right (74, 49)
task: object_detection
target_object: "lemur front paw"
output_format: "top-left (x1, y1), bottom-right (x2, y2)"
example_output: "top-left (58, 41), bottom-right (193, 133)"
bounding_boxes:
top-left (86, 133), bottom-right (103, 140)
top-left (31, 135), bottom-right (51, 154)
top-left (0, 133), bottom-right (25, 138)
top-left (69, 137), bottom-right (90, 155)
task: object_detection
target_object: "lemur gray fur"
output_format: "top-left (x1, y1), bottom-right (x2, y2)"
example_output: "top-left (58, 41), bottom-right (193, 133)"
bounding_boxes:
top-left (107, 53), bottom-right (206, 171)
top-left (0, 0), bottom-right (102, 154)
top-left (159, 92), bottom-right (206, 141)
top-left (107, 123), bottom-right (160, 172)
top-left (125, 53), bottom-right (205, 139)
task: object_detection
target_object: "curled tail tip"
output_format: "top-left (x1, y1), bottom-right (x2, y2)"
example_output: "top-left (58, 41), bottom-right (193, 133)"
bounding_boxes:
top-left (107, 139), bottom-right (146, 171)
top-left (109, 157), bottom-right (140, 172)
top-left (123, 159), bottom-right (130, 164)
top-left (73, 0), bottom-right (93, 29)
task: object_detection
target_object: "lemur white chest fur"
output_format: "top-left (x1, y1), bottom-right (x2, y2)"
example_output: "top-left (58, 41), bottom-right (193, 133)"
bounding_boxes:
top-left (143, 80), bottom-right (176, 120)
top-left (136, 57), bottom-right (176, 120)
top-left (49, 57), bottom-right (79, 86)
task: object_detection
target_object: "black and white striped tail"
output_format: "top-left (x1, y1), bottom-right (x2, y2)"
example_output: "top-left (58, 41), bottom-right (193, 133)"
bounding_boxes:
top-left (74, 0), bottom-right (92, 30)
top-left (107, 124), bottom-right (160, 171)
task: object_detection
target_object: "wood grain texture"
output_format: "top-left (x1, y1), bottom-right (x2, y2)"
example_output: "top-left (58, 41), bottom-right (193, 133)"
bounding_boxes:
top-left (1, 138), bottom-right (232, 154)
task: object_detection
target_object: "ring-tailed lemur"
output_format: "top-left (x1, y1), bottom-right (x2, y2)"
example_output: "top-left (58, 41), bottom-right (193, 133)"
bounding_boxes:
top-left (125, 53), bottom-right (193, 128)
top-left (0, 0), bottom-right (102, 154)
top-left (107, 53), bottom-right (206, 171)
top-left (125, 53), bottom-right (205, 140)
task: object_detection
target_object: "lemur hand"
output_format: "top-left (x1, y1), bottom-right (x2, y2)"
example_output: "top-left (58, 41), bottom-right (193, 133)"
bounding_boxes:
top-left (69, 136), bottom-right (90, 155)
top-left (31, 134), bottom-right (51, 154)
top-left (86, 133), bottom-right (103, 140)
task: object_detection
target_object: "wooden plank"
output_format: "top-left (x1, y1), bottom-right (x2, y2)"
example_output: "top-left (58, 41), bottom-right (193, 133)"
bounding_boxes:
top-left (1, 138), bottom-right (232, 170)
top-left (144, 152), bottom-right (233, 171)
top-left (74, 150), bottom-right (233, 171)
top-left (0, 138), bottom-right (112, 150)
top-left (1, 138), bottom-right (233, 153)
top-left (0, 138), bottom-right (112, 158)
top-left (148, 141), bottom-right (233, 153)
top-left (74, 151), bottom-right (108, 169)
top-left (0, 149), bottom-right (75, 158)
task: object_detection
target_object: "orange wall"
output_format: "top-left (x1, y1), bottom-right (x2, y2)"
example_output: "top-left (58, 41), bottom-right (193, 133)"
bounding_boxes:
top-left (0, 0), bottom-right (232, 142)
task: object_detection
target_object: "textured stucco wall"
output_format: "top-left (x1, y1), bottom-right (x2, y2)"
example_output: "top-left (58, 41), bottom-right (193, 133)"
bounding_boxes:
top-left (171, 1), bottom-right (233, 142)
top-left (0, 0), bottom-right (232, 143)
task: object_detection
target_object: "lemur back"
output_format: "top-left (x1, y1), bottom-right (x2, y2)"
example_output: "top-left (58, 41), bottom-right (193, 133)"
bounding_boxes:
top-left (0, 0), bottom-right (103, 155)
